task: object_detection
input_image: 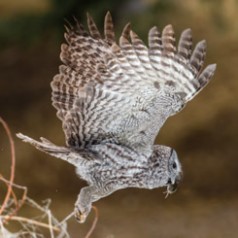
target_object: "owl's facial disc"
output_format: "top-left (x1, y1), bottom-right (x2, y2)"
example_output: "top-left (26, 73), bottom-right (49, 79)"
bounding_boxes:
top-left (165, 156), bottom-right (183, 198)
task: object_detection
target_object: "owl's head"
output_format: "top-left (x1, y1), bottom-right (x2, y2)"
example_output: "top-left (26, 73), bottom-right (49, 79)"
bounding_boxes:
top-left (165, 148), bottom-right (183, 197)
top-left (150, 145), bottom-right (182, 195)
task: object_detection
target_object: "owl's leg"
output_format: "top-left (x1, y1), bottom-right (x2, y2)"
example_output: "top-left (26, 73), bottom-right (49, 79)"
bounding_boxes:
top-left (74, 185), bottom-right (113, 223)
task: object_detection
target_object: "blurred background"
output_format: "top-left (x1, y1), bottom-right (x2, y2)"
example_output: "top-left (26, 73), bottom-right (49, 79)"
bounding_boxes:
top-left (0, 0), bottom-right (238, 237)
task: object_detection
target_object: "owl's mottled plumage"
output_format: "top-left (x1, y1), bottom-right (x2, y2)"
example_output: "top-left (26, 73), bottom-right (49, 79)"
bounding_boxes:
top-left (17, 12), bottom-right (216, 223)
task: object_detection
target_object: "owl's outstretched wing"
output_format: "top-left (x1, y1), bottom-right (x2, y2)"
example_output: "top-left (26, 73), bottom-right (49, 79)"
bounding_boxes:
top-left (51, 12), bottom-right (216, 152)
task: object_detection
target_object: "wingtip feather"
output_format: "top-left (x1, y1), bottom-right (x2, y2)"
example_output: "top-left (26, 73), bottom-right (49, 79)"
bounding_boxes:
top-left (121, 22), bottom-right (131, 39)
top-left (162, 24), bottom-right (176, 55)
top-left (104, 11), bottom-right (115, 44)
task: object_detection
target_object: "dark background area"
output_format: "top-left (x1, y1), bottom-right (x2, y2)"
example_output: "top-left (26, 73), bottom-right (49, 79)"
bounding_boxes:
top-left (0, 0), bottom-right (238, 237)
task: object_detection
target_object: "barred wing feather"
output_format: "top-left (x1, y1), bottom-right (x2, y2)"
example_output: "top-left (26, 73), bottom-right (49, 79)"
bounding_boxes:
top-left (51, 12), bottom-right (216, 151)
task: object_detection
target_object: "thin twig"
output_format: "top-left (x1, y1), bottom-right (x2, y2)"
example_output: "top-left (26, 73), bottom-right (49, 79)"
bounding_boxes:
top-left (0, 215), bottom-right (60, 233)
top-left (0, 173), bottom-right (28, 222)
top-left (0, 117), bottom-right (16, 215)
top-left (0, 174), bottom-right (18, 206)
top-left (84, 206), bottom-right (99, 238)
top-left (47, 210), bottom-right (55, 238)
top-left (58, 211), bottom-right (74, 227)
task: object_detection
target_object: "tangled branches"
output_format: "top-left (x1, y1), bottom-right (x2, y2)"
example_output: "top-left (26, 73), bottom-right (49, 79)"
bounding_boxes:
top-left (0, 117), bottom-right (98, 237)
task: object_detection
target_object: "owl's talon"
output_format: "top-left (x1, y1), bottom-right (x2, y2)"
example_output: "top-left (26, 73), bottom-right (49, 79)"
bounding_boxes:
top-left (74, 206), bottom-right (88, 223)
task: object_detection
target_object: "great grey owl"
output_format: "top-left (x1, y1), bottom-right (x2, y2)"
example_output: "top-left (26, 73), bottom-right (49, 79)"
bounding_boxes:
top-left (17, 12), bottom-right (216, 223)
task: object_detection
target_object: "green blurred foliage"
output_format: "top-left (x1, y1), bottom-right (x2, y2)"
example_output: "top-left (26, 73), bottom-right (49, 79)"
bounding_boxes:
top-left (0, 0), bottom-right (129, 47)
top-left (0, 0), bottom-right (232, 47)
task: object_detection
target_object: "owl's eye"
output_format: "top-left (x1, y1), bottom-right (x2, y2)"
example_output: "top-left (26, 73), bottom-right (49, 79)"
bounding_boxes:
top-left (172, 162), bottom-right (177, 169)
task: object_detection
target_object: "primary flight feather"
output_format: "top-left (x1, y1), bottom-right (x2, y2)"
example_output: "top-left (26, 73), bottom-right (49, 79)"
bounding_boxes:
top-left (17, 12), bottom-right (216, 223)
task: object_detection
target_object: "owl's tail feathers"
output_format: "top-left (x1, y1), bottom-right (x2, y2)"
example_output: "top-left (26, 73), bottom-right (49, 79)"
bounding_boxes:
top-left (16, 133), bottom-right (75, 165)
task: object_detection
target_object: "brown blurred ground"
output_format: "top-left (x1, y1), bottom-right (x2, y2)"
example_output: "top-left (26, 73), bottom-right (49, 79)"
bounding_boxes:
top-left (0, 0), bottom-right (238, 237)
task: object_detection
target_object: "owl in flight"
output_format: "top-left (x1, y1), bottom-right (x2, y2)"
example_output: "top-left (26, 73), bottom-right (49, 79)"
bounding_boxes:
top-left (17, 12), bottom-right (216, 223)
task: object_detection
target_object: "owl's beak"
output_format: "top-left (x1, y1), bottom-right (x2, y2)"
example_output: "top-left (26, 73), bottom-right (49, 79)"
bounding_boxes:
top-left (166, 171), bottom-right (183, 195)
top-left (167, 180), bottom-right (177, 194)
